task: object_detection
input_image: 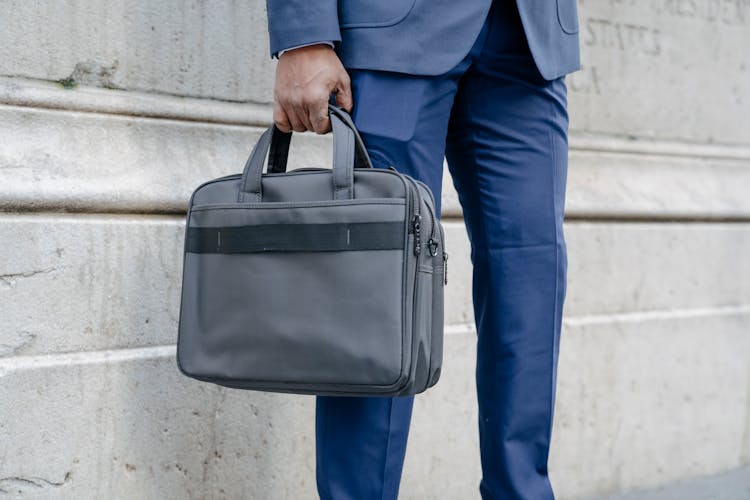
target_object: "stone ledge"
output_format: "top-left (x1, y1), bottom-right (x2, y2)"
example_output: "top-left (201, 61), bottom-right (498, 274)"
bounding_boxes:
top-left (2, 78), bottom-right (749, 219)
top-left (3, 75), bottom-right (750, 160)
top-left (0, 76), bottom-right (270, 127)
top-left (0, 78), bottom-right (750, 220)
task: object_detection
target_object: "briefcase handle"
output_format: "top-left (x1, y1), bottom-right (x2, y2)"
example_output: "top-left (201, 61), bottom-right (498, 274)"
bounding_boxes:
top-left (267, 105), bottom-right (373, 174)
top-left (237, 104), bottom-right (373, 203)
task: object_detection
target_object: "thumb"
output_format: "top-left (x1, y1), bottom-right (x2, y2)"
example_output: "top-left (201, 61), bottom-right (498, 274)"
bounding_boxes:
top-left (334, 74), bottom-right (353, 113)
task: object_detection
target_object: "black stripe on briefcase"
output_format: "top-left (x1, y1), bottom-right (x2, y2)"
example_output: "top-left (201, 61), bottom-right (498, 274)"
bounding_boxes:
top-left (186, 221), bottom-right (405, 253)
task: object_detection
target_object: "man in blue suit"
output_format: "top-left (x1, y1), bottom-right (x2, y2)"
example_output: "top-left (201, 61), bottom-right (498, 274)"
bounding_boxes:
top-left (265, 0), bottom-right (580, 498)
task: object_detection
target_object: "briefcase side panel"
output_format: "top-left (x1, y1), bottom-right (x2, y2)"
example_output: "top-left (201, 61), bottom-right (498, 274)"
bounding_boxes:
top-left (408, 181), bottom-right (446, 394)
top-left (427, 242), bottom-right (446, 389)
top-left (411, 265), bottom-right (434, 392)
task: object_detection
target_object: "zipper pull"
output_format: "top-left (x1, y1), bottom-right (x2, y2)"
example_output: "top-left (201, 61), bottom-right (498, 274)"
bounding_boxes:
top-left (412, 214), bottom-right (422, 255)
top-left (428, 238), bottom-right (439, 257)
top-left (443, 251), bottom-right (449, 285)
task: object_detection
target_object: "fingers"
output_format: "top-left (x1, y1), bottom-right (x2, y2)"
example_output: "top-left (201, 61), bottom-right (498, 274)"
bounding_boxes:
top-left (334, 72), bottom-right (354, 113)
top-left (310, 69), bottom-right (351, 134)
top-left (273, 79), bottom-right (308, 132)
top-left (275, 91), bottom-right (322, 133)
top-left (285, 102), bottom-right (307, 133)
top-left (280, 105), bottom-right (306, 132)
top-left (292, 96), bottom-right (315, 131)
top-left (309, 99), bottom-right (332, 134)
top-left (273, 101), bottom-right (292, 133)
top-left (280, 92), bottom-right (333, 135)
top-left (294, 85), bottom-right (336, 134)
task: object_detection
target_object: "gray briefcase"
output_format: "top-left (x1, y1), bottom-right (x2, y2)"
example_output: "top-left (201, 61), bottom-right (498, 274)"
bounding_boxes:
top-left (176, 104), bottom-right (446, 396)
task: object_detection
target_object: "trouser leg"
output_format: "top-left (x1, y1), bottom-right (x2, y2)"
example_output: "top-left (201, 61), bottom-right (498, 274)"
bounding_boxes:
top-left (315, 58), bottom-right (473, 499)
top-left (444, 1), bottom-right (570, 498)
top-left (315, 396), bottom-right (414, 500)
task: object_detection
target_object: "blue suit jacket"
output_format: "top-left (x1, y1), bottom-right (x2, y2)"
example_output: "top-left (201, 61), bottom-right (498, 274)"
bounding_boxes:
top-left (266, 0), bottom-right (580, 81)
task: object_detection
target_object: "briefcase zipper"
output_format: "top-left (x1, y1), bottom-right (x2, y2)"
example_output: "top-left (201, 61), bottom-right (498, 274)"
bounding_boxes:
top-left (406, 178), bottom-right (441, 259)
top-left (403, 175), bottom-right (423, 257)
top-left (423, 201), bottom-right (439, 257)
top-left (414, 180), bottom-right (439, 255)
top-left (410, 214), bottom-right (422, 255)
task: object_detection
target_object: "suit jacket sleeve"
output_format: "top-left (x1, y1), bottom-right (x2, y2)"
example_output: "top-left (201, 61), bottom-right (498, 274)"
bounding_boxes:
top-left (266, 0), bottom-right (342, 58)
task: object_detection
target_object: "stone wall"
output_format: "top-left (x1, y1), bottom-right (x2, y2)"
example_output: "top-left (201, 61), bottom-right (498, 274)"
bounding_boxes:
top-left (1, 1), bottom-right (748, 498)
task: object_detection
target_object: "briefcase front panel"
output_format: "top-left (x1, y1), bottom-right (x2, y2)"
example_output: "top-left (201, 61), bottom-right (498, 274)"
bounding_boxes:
top-left (177, 198), bottom-right (411, 389)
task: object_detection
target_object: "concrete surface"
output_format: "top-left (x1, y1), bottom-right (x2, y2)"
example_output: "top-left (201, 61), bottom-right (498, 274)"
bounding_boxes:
top-left (1, 216), bottom-right (748, 499)
top-left (0, 0), bottom-right (276, 103)
top-left (567, 0), bottom-right (750, 145)
top-left (2, 1), bottom-right (749, 145)
top-left (588, 466), bottom-right (750, 500)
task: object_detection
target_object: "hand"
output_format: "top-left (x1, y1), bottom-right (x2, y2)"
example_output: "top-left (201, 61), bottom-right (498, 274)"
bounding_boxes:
top-left (273, 44), bottom-right (353, 134)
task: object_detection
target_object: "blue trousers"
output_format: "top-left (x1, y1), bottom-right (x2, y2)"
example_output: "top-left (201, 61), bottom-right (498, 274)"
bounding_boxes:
top-left (316, 1), bottom-right (569, 498)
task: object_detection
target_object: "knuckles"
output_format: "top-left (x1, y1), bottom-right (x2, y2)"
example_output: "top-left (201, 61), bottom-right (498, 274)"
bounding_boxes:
top-left (279, 87), bottom-right (330, 109)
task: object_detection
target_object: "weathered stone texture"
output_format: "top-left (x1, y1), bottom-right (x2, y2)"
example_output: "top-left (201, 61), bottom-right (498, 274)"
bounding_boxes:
top-left (568, 0), bottom-right (750, 144)
top-left (0, 0), bottom-right (275, 103)
top-left (1, 0), bottom-right (749, 498)
top-left (2, 311), bottom-right (747, 499)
